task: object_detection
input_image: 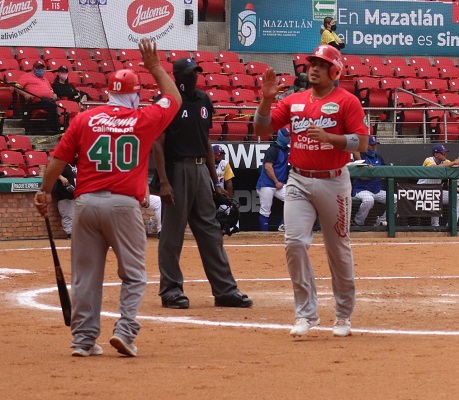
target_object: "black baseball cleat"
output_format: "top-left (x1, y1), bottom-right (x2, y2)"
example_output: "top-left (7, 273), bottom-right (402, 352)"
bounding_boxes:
top-left (214, 291), bottom-right (253, 308)
top-left (161, 294), bottom-right (190, 309)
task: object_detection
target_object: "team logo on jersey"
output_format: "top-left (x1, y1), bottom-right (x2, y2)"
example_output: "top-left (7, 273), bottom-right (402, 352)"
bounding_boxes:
top-left (201, 107), bottom-right (209, 119)
top-left (321, 102), bottom-right (339, 115)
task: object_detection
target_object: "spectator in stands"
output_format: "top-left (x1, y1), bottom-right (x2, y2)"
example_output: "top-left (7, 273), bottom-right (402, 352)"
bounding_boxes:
top-left (51, 152), bottom-right (77, 239)
top-left (320, 17), bottom-right (345, 50)
top-left (352, 135), bottom-right (396, 226)
top-left (15, 60), bottom-right (60, 134)
top-left (277, 73), bottom-right (310, 100)
top-left (52, 65), bottom-right (91, 104)
top-left (256, 127), bottom-right (290, 232)
top-left (418, 144), bottom-right (459, 227)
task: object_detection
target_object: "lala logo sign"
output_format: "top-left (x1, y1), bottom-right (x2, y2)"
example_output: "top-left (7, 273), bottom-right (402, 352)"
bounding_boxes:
top-left (0, 0), bottom-right (37, 29)
top-left (127, 0), bottom-right (174, 34)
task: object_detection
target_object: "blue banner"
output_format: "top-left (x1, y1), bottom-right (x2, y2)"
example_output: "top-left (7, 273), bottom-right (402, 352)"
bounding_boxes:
top-left (230, 0), bottom-right (459, 56)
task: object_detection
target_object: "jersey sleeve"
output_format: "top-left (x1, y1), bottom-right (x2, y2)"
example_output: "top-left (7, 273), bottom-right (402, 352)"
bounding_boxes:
top-left (423, 157), bottom-right (436, 167)
top-left (223, 163), bottom-right (235, 181)
top-left (342, 93), bottom-right (369, 136)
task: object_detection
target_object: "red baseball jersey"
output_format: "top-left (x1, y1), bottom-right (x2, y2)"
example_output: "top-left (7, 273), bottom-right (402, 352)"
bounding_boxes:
top-left (53, 96), bottom-right (179, 202)
top-left (271, 87), bottom-right (369, 170)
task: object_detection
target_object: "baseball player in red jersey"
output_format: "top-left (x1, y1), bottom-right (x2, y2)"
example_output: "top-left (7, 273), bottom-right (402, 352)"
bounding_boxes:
top-left (34, 38), bottom-right (182, 357)
top-left (254, 45), bottom-right (370, 338)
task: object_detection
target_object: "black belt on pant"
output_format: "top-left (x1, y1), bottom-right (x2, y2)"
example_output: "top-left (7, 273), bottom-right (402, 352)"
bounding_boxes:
top-left (292, 166), bottom-right (343, 179)
top-left (180, 157), bottom-right (206, 164)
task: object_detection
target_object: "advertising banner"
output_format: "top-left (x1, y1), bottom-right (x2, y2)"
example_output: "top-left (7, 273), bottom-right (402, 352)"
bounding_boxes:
top-left (397, 183), bottom-right (443, 217)
top-left (230, 0), bottom-right (459, 56)
top-left (0, 0), bottom-right (198, 50)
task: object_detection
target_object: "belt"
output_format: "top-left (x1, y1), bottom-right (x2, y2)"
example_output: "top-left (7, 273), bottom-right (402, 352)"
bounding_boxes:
top-left (181, 157), bottom-right (206, 164)
top-left (292, 166), bottom-right (343, 179)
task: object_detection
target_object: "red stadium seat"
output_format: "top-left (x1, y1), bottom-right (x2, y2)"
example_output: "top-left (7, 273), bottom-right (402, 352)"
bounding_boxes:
top-left (433, 57), bottom-right (456, 70)
top-left (67, 47), bottom-right (91, 60)
top-left (229, 73), bottom-right (255, 89)
top-left (438, 92), bottom-right (459, 106)
top-left (0, 47), bottom-right (15, 60)
top-left (278, 74), bottom-right (296, 88)
top-left (196, 74), bottom-right (208, 90)
top-left (385, 56), bottom-right (407, 69)
top-left (168, 50), bottom-right (192, 63)
top-left (7, 134), bottom-right (34, 152)
top-left (117, 48), bottom-right (143, 62)
top-left (402, 78), bottom-right (427, 93)
top-left (0, 135), bottom-right (8, 150)
top-left (18, 58), bottom-right (35, 72)
top-left (345, 64), bottom-right (371, 77)
top-left (392, 90), bottom-right (415, 107)
top-left (225, 115), bottom-right (253, 141)
top-left (216, 51), bottom-right (241, 64)
top-left (42, 47), bottom-right (67, 61)
top-left (99, 59), bottom-right (124, 74)
top-left (3, 69), bottom-right (26, 83)
top-left (370, 65), bottom-right (394, 78)
top-left (0, 150), bottom-right (26, 166)
top-left (342, 54), bottom-right (362, 68)
top-left (24, 150), bottom-right (49, 167)
top-left (394, 65), bottom-right (418, 78)
top-left (416, 65), bottom-right (441, 79)
top-left (74, 59), bottom-right (100, 73)
top-left (206, 88), bottom-right (231, 103)
top-left (137, 72), bottom-right (157, 89)
top-left (81, 71), bottom-right (107, 88)
top-left (448, 79), bottom-right (459, 92)
top-left (0, 59), bottom-right (20, 71)
top-left (0, 166), bottom-right (27, 177)
top-left (245, 61), bottom-right (269, 76)
top-left (15, 47), bottom-right (41, 60)
top-left (159, 60), bottom-right (173, 74)
top-left (425, 78), bottom-right (448, 93)
top-left (409, 57), bottom-right (433, 69)
top-left (46, 58), bottom-right (73, 72)
top-left (439, 65), bottom-right (459, 80)
top-left (209, 120), bottom-right (225, 141)
top-left (362, 55), bottom-right (385, 67)
top-left (292, 53), bottom-right (310, 75)
top-left (214, 101), bottom-right (239, 118)
top-left (92, 48), bottom-right (117, 61)
top-left (206, 73), bottom-right (231, 90)
top-left (199, 61), bottom-right (222, 74)
top-left (221, 62), bottom-right (247, 75)
top-left (193, 50), bottom-right (216, 63)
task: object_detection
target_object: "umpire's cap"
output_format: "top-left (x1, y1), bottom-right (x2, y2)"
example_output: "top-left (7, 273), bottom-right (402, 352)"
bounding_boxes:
top-left (213, 145), bottom-right (225, 154)
top-left (173, 58), bottom-right (203, 76)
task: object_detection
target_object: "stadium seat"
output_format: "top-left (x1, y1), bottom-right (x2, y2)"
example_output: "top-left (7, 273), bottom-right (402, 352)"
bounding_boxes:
top-left (99, 59), bottom-right (124, 74)
top-left (42, 47), bottom-right (67, 61)
top-left (0, 150), bottom-right (26, 166)
top-left (137, 72), bottom-right (157, 89)
top-left (439, 65), bottom-right (459, 80)
top-left (0, 135), bottom-right (8, 150)
top-left (362, 55), bottom-right (385, 67)
top-left (209, 120), bottom-right (225, 141)
top-left (117, 48), bottom-right (143, 62)
top-left (292, 53), bottom-right (309, 75)
top-left (199, 61), bottom-right (222, 74)
top-left (66, 71), bottom-right (82, 87)
top-left (416, 65), bottom-right (441, 79)
top-left (43, 71), bottom-right (55, 84)
top-left (231, 88), bottom-right (258, 105)
top-left (196, 74), bottom-right (208, 90)
top-left (438, 92), bottom-right (459, 106)
top-left (56, 100), bottom-right (80, 127)
top-left (346, 64), bottom-right (371, 77)
top-left (245, 61), bottom-right (269, 76)
top-left (0, 84), bottom-right (14, 131)
top-left (433, 57), bottom-right (456, 70)
top-left (0, 47), bottom-right (15, 60)
top-left (46, 58), bottom-right (73, 72)
top-left (392, 90), bottom-right (415, 107)
top-left (342, 54), bottom-right (362, 68)
top-left (0, 166), bottom-right (27, 178)
top-left (92, 48), bottom-right (117, 61)
top-left (193, 50), bottom-right (215, 63)
top-left (370, 65), bottom-right (394, 78)
top-left (402, 78), bottom-right (427, 93)
top-left (78, 86), bottom-right (101, 101)
top-left (206, 73), bottom-right (231, 90)
top-left (229, 73), bottom-right (256, 89)
top-left (278, 74), bottom-right (296, 88)
top-left (394, 65), bottom-right (418, 78)
top-left (24, 150), bottom-right (49, 167)
top-left (159, 60), bottom-right (173, 74)
top-left (425, 78), bottom-right (449, 93)
top-left (139, 88), bottom-right (153, 102)
top-left (415, 92), bottom-right (440, 106)
top-left (225, 115), bottom-right (253, 141)
top-left (7, 134), bottom-right (34, 152)
top-left (0, 59), bottom-right (20, 71)
top-left (214, 101), bottom-right (239, 119)
top-left (81, 71), bottom-right (107, 88)
top-left (15, 47), bottom-right (41, 60)
top-left (206, 88), bottom-right (231, 103)
top-left (221, 62), bottom-right (247, 75)
top-left (448, 79), bottom-right (459, 92)
top-left (67, 48), bottom-right (92, 61)
top-left (338, 79), bottom-right (357, 95)
top-left (168, 50), bottom-right (192, 63)
top-left (25, 166), bottom-right (41, 177)
top-left (3, 69), bottom-right (25, 83)
top-left (385, 56), bottom-right (407, 68)
top-left (216, 51), bottom-right (241, 64)
top-left (409, 57), bottom-right (433, 69)
top-left (74, 59), bottom-right (100, 73)
top-left (18, 58), bottom-right (35, 72)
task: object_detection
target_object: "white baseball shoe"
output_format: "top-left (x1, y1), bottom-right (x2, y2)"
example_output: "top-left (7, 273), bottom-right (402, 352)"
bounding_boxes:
top-left (109, 335), bottom-right (138, 357)
top-left (72, 343), bottom-right (103, 357)
top-left (289, 317), bottom-right (320, 337)
top-left (333, 318), bottom-right (352, 337)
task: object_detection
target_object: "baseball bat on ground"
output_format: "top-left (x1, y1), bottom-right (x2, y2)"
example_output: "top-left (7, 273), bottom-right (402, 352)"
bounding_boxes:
top-left (38, 190), bottom-right (72, 327)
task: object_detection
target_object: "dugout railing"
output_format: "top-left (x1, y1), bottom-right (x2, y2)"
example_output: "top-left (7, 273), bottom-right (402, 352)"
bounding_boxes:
top-left (348, 165), bottom-right (459, 237)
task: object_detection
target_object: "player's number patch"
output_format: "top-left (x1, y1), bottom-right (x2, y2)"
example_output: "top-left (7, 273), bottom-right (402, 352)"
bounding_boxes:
top-left (88, 135), bottom-right (140, 171)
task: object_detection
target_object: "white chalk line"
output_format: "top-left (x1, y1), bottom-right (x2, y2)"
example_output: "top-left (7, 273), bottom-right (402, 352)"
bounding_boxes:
top-left (11, 276), bottom-right (459, 337)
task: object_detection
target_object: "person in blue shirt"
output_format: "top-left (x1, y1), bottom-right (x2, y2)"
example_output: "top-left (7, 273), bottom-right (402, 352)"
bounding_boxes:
top-left (352, 135), bottom-right (395, 226)
top-left (256, 127), bottom-right (290, 231)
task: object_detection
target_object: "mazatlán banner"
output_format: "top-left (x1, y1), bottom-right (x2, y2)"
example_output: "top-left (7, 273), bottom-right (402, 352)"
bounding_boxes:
top-left (230, 0), bottom-right (459, 56)
top-left (396, 183), bottom-right (443, 217)
top-left (0, 0), bottom-right (198, 49)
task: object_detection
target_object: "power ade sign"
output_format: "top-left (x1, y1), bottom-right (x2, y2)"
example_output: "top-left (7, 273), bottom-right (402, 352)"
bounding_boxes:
top-left (230, 0), bottom-right (459, 56)
top-left (397, 183), bottom-right (443, 217)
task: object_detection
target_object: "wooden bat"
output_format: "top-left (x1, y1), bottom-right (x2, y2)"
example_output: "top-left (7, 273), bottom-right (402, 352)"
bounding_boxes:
top-left (38, 191), bottom-right (72, 326)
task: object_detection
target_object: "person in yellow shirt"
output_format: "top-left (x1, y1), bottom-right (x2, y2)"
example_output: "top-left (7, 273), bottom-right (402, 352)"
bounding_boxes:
top-left (320, 17), bottom-right (345, 50)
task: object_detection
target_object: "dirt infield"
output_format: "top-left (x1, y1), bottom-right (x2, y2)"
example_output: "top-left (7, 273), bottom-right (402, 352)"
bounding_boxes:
top-left (2, 233), bottom-right (459, 400)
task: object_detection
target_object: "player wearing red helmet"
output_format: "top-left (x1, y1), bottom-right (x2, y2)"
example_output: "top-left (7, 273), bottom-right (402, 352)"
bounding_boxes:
top-left (35, 39), bottom-right (182, 357)
top-left (254, 44), bottom-right (369, 338)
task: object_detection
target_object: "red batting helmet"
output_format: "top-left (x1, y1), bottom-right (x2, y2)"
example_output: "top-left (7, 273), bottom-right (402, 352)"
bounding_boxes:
top-left (108, 69), bottom-right (141, 93)
top-left (307, 45), bottom-right (344, 81)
